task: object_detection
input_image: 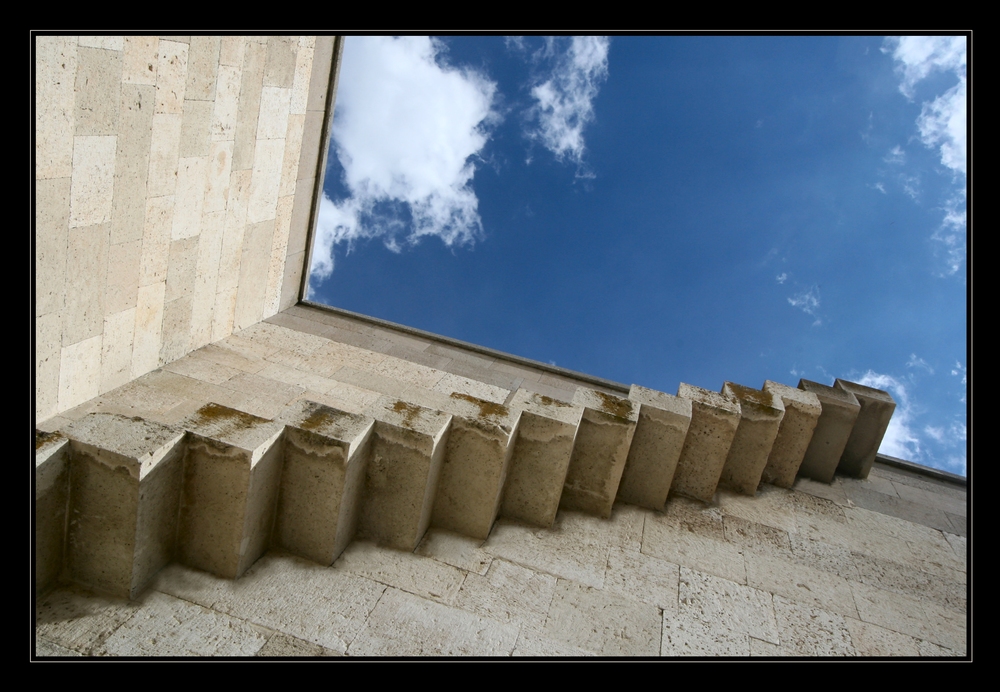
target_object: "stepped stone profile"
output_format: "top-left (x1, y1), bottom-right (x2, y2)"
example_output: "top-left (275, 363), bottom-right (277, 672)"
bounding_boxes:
top-left (34, 36), bottom-right (966, 657)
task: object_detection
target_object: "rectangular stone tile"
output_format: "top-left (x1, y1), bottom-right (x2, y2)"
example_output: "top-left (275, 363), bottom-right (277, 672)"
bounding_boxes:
top-left (512, 633), bottom-right (595, 657)
top-left (851, 551), bottom-right (965, 614)
top-left (215, 371), bottom-right (305, 418)
top-left (349, 587), bottom-right (518, 656)
top-left (170, 156), bottom-right (207, 240)
top-left (162, 350), bottom-right (240, 385)
top-left (58, 334), bottom-right (102, 412)
top-left (257, 85), bottom-right (291, 140)
top-left (919, 599), bottom-right (966, 654)
top-left (109, 83), bottom-right (154, 245)
top-left (256, 632), bottom-right (341, 657)
top-left (99, 308), bottom-right (136, 393)
top-left (843, 617), bottom-right (921, 656)
top-left (233, 218), bottom-right (275, 330)
top-left (843, 483), bottom-right (953, 533)
top-left (262, 193), bottom-right (294, 317)
top-left (35, 36), bottom-right (77, 179)
top-left (178, 99), bottom-right (213, 157)
top-left (35, 637), bottom-right (83, 657)
top-left (157, 296), bottom-right (192, 364)
top-left (483, 517), bottom-right (610, 589)
top-left (604, 546), bottom-right (680, 612)
top-left (104, 239), bottom-right (141, 314)
top-left (70, 136), bottom-right (116, 228)
top-left (211, 63), bottom-right (242, 142)
top-left (415, 529), bottom-right (493, 575)
top-left (850, 580), bottom-right (935, 645)
top-left (287, 174), bottom-right (314, 254)
top-left (296, 109), bottom-right (325, 180)
top-left (219, 37), bottom-right (245, 67)
top-left (856, 469), bottom-right (899, 497)
top-left (335, 541), bottom-right (466, 605)
top-left (232, 41), bottom-right (266, 171)
top-left (722, 514), bottom-right (792, 554)
top-left (35, 585), bottom-right (139, 656)
top-left (544, 580), bottom-right (661, 656)
top-left (255, 361), bottom-right (337, 394)
top-left (189, 210), bottom-right (226, 349)
top-left (78, 36), bottom-right (124, 51)
top-left (679, 566), bottom-right (779, 644)
top-left (146, 112), bottom-right (183, 196)
top-left (36, 177), bottom-right (71, 316)
top-left (891, 480), bottom-right (967, 517)
top-left (130, 281), bottom-right (166, 377)
top-left (945, 512), bottom-right (966, 537)
top-left (641, 498), bottom-right (747, 584)
top-left (155, 40), bottom-right (188, 114)
top-left (307, 36), bottom-right (336, 113)
top-left (716, 484), bottom-right (798, 534)
top-left (289, 38), bottom-right (314, 115)
top-left (433, 372), bottom-right (509, 404)
top-left (454, 558), bottom-right (557, 632)
top-left (184, 36), bottom-right (220, 101)
top-left (791, 474), bottom-right (851, 506)
top-left (203, 140), bottom-right (234, 213)
top-left (264, 36), bottom-right (297, 88)
top-left (772, 595), bottom-right (856, 656)
top-left (63, 222), bottom-right (109, 344)
top-left (872, 463), bottom-right (968, 501)
top-left (122, 36), bottom-right (158, 85)
top-left (745, 550), bottom-right (858, 618)
top-left (661, 609), bottom-right (750, 656)
top-left (74, 46), bottom-right (121, 135)
top-left (246, 138), bottom-right (285, 224)
top-left (36, 312), bottom-right (63, 420)
top-left (787, 534), bottom-right (860, 582)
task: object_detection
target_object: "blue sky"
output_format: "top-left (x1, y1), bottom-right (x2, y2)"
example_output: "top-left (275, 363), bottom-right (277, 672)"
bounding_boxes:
top-left (307, 35), bottom-right (968, 476)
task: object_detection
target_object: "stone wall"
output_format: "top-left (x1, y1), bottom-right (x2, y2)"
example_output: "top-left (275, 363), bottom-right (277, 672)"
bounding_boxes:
top-left (35, 36), bottom-right (338, 421)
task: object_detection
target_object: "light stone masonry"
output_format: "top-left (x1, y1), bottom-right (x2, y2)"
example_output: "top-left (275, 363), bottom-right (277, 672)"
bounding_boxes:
top-left (719, 382), bottom-right (785, 495)
top-left (798, 379), bottom-right (861, 483)
top-left (673, 383), bottom-right (741, 502)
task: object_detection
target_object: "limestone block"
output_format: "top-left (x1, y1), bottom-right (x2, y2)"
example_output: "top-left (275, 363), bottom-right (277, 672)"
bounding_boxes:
top-left (308, 36), bottom-right (337, 114)
top-left (334, 540), bottom-right (465, 604)
top-left (36, 177), bottom-right (71, 317)
top-left (74, 46), bottom-right (122, 136)
top-left (204, 140), bottom-right (234, 212)
top-left (797, 379), bottom-right (861, 483)
top-left (129, 281), bottom-right (166, 377)
top-left (257, 86), bottom-right (291, 140)
top-left (233, 218), bottom-right (275, 330)
top-left (559, 388), bottom-right (637, 518)
top-left (432, 372), bottom-right (509, 404)
top-left (78, 36), bottom-right (124, 51)
top-left (543, 580), bottom-right (662, 656)
top-left (170, 156), bottom-right (207, 240)
top-left (99, 308), bottom-right (136, 393)
top-left (290, 42), bottom-right (314, 116)
top-left (70, 136), bottom-right (116, 228)
top-left (58, 334), bottom-right (102, 411)
top-left (719, 382), bottom-right (785, 495)
top-left (219, 37), bottom-right (246, 68)
top-left (834, 379), bottom-right (896, 479)
top-left (177, 403), bottom-right (285, 579)
top-left (62, 413), bottom-right (186, 598)
top-left (678, 566), bottom-right (779, 644)
top-left (453, 558), bottom-right (557, 631)
top-left (297, 109), bottom-right (325, 180)
top-left (178, 99), bottom-right (213, 157)
top-left (184, 36), bottom-right (220, 102)
top-left (274, 400), bottom-right (374, 564)
top-left (122, 36), bottom-right (158, 85)
top-left (618, 384), bottom-right (691, 509)
top-left (35, 36), bottom-right (77, 179)
top-left (158, 296), bottom-right (192, 364)
top-left (673, 383), bottom-right (741, 502)
top-left (110, 83), bottom-right (155, 245)
top-left (36, 432), bottom-right (70, 596)
top-left (36, 312), bottom-right (62, 420)
top-left (154, 40), bottom-right (188, 114)
top-left (418, 391), bottom-right (519, 539)
top-left (189, 210), bottom-right (226, 349)
top-left (104, 240), bottom-right (141, 315)
top-left (264, 37), bottom-right (297, 89)
top-left (500, 389), bottom-right (583, 527)
top-left (414, 529), bottom-right (493, 575)
top-left (146, 113), bottom-right (182, 197)
top-left (232, 41), bottom-right (266, 171)
top-left (356, 396), bottom-right (451, 551)
top-left (761, 380), bottom-right (822, 488)
top-left (211, 63), bottom-right (242, 142)
top-left (63, 222), bottom-right (109, 345)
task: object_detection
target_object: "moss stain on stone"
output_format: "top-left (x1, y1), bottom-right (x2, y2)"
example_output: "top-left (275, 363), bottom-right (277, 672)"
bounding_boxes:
top-left (449, 392), bottom-right (508, 420)
top-left (594, 391), bottom-right (633, 419)
top-left (538, 395), bottom-right (572, 407)
top-left (392, 400), bottom-right (423, 428)
top-left (35, 430), bottom-right (63, 450)
top-left (299, 403), bottom-right (339, 433)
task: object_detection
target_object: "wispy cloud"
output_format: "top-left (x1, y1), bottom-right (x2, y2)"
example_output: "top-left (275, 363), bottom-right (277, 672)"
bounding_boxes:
top-left (906, 353), bottom-right (934, 374)
top-left (883, 36), bottom-right (966, 276)
top-left (871, 182), bottom-right (887, 194)
top-left (884, 145), bottom-right (906, 165)
top-left (776, 272), bottom-right (787, 284)
top-left (951, 360), bottom-right (966, 384)
top-left (788, 285), bottom-right (822, 325)
top-left (856, 371), bottom-right (921, 461)
top-left (524, 36), bottom-right (610, 171)
top-left (309, 37), bottom-right (498, 287)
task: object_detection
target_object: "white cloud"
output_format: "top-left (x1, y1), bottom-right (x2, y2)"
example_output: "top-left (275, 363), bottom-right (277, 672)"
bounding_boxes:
top-left (525, 36), bottom-right (610, 168)
top-left (883, 36), bottom-right (966, 100)
top-left (788, 285), bottom-right (822, 325)
top-left (917, 76), bottom-right (967, 177)
top-left (884, 145), bottom-right (906, 165)
top-left (309, 37), bottom-right (498, 286)
top-left (856, 371), bottom-right (921, 461)
top-left (931, 190), bottom-right (967, 276)
top-left (776, 272), bottom-right (787, 284)
top-left (906, 353), bottom-right (934, 374)
top-left (872, 182), bottom-right (887, 194)
top-left (924, 425), bottom-right (945, 443)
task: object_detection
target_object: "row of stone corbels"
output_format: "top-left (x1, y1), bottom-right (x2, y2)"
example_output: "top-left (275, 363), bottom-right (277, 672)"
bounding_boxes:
top-left (34, 376), bottom-right (894, 601)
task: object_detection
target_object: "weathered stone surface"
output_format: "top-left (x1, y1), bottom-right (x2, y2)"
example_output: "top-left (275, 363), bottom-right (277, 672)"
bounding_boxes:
top-left (641, 498), bottom-right (747, 584)
top-left (618, 385), bottom-right (691, 509)
top-left (679, 566), bottom-right (779, 644)
top-left (62, 413), bottom-right (185, 598)
top-left (673, 383), bottom-right (740, 502)
top-left (501, 389), bottom-right (583, 528)
top-left (561, 388), bottom-right (637, 518)
top-left (357, 396), bottom-right (451, 551)
top-left (797, 379), bottom-right (860, 483)
top-left (177, 403), bottom-right (284, 579)
top-left (335, 540), bottom-right (466, 604)
top-left (834, 379), bottom-right (896, 479)
top-left (544, 580), bottom-right (661, 656)
top-left (661, 609), bottom-right (750, 656)
top-left (35, 431), bottom-right (70, 596)
top-left (274, 400), bottom-right (374, 564)
top-left (415, 529), bottom-right (492, 575)
top-left (719, 382), bottom-right (784, 495)
top-left (454, 558), bottom-right (557, 632)
top-left (771, 595), bottom-right (856, 656)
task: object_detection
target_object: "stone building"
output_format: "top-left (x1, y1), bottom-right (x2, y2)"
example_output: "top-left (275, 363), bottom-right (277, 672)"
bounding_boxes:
top-left (34, 35), bottom-right (967, 657)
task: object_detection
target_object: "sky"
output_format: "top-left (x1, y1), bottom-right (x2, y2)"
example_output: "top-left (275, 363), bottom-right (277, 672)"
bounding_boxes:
top-left (307, 35), bottom-right (968, 476)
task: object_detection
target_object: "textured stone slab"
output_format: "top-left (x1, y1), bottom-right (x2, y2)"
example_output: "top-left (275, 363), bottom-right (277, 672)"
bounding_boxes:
top-left (500, 389), bottom-right (583, 527)
top-left (641, 498), bottom-right (747, 584)
top-left (349, 587), bottom-right (519, 656)
top-left (719, 382), bottom-right (784, 495)
top-left (678, 566), bottom-right (779, 644)
top-left (560, 388), bottom-right (637, 518)
top-left (335, 540), bottom-right (466, 604)
top-left (177, 403), bottom-right (285, 578)
top-left (415, 529), bottom-right (492, 575)
top-left (417, 391), bottom-right (519, 539)
top-left (834, 379), bottom-right (896, 479)
top-left (760, 381), bottom-right (822, 487)
top-left (357, 396), bottom-right (451, 551)
top-left (772, 595), bottom-right (856, 656)
top-left (274, 400), bottom-right (374, 564)
top-left (673, 383), bottom-right (741, 502)
top-left (797, 379), bottom-right (860, 483)
top-left (35, 431), bottom-right (71, 596)
top-left (35, 584), bottom-right (140, 655)
top-left (454, 558), bottom-right (557, 632)
top-left (543, 580), bottom-right (661, 656)
top-left (618, 385), bottom-right (691, 510)
top-left (62, 413), bottom-right (185, 598)
top-left (604, 546), bottom-right (680, 611)
top-left (661, 609), bottom-right (750, 656)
